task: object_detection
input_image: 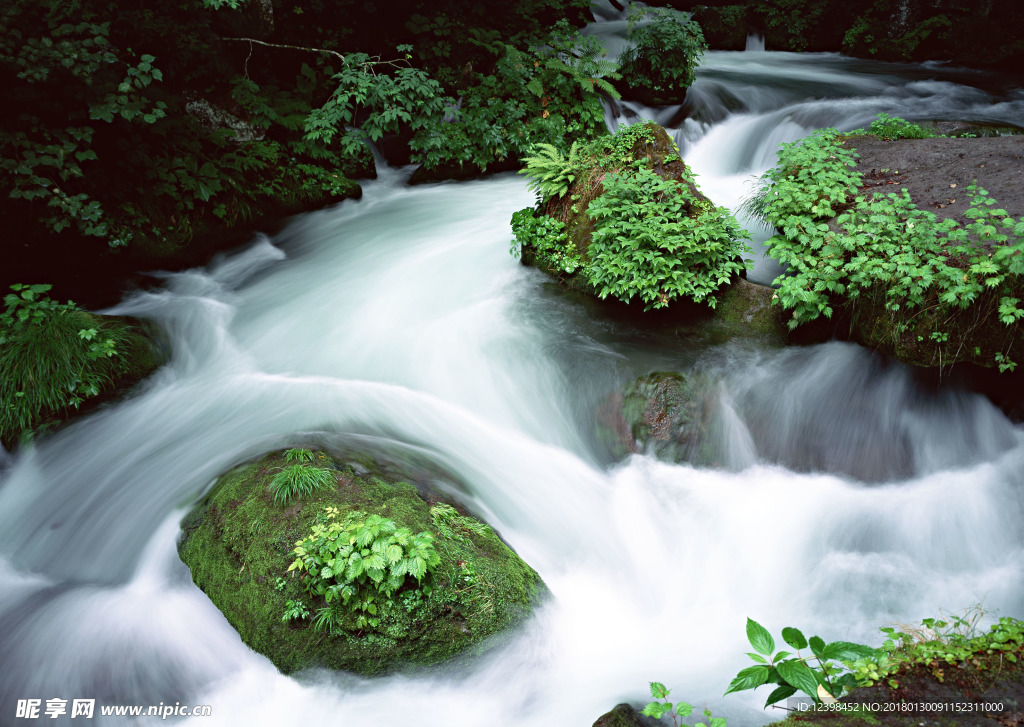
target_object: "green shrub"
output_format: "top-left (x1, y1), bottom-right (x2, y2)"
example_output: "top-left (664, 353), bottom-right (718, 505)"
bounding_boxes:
top-left (619, 7), bottom-right (706, 104)
top-left (511, 122), bottom-right (751, 309)
top-left (751, 118), bottom-right (1024, 368)
top-left (288, 508), bottom-right (441, 631)
top-left (509, 208), bottom-right (583, 275)
top-left (410, 20), bottom-right (618, 172)
top-left (853, 611), bottom-right (1024, 689)
top-left (0, 284), bottom-right (136, 446)
top-left (863, 113), bottom-right (937, 140)
top-left (586, 166), bottom-right (751, 309)
top-left (726, 618), bottom-right (876, 707)
top-left (268, 464), bottom-right (335, 506)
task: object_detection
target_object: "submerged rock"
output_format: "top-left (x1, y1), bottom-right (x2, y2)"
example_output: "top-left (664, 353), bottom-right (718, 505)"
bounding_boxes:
top-left (178, 450), bottom-right (545, 675)
top-left (599, 371), bottom-right (718, 465)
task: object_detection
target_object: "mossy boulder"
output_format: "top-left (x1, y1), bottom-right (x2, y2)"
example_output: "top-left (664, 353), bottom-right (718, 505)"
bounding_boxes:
top-left (710, 278), bottom-right (790, 345)
top-left (177, 450), bottom-right (545, 676)
top-left (598, 371), bottom-right (717, 465)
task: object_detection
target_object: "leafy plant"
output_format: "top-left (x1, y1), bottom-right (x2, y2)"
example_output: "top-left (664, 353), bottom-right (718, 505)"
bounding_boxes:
top-left (619, 7), bottom-right (706, 104)
top-left (268, 464), bottom-right (335, 506)
top-left (726, 618), bottom-right (876, 707)
top-left (750, 117), bottom-right (1024, 368)
top-left (303, 47), bottom-right (447, 157)
top-left (519, 141), bottom-right (583, 201)
top-left (1, 284), bottom-right (134, 446)
top-left (863, 113), bottom-right (937, 140)
top-left (410, 20), bottom-right (618, 172)
top-left (281, 599), bottom-right (310, 623)
top-left (288, 507), bottom-right (441, 632)
top-left (643, 682), bottom-right (726, 727)
top-left (510, 208), bottom-right (583, 275)
top-left (586, 166), bottom-right (751, 309)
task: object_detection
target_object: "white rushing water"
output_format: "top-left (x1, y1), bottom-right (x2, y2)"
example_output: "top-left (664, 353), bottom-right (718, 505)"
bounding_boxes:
top-left (3, 25), bottom-right (1024, 727)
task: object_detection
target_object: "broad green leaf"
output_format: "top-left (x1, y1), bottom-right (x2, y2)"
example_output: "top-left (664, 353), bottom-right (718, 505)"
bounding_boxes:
top-left (782, 626), bottom-right (808, 650)
top-left (776, 660), bottom-right (820, 698)
top-left (809, 635), bottom-right (825, 657)
top-left (724, 665), bottom-right (770, 695)
top-left (822, 641), bottom-right (876, 661)
top-left (747, 618), bottom-right (776, 656)
top-left (763, 684), bottom-right (797, 708)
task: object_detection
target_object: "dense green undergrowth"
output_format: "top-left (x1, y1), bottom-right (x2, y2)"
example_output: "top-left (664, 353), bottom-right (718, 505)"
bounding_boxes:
top-left (617, 6), bottom-right (707, 106)
top-left (745, 115), bottom-right (1024, 369)
top-left (0, 284), bottom-right (155, 448)
top-left (178, 449), bottom-right (544, 675)
top-left (0, 0), bottom-right (645, 277)
top-left (512, 121), bottom-right (751, 310)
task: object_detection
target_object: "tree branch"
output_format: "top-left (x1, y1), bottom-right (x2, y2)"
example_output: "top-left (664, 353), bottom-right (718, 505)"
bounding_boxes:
top-left (221, 37), bottom-right (411, 74)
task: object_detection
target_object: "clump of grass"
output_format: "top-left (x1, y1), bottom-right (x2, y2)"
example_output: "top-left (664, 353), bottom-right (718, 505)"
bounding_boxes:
top-left (0, 284), bottom-right (139, 447)
top-left (269, 465), bottom-right (335, 505)
top-left (285, 448), bottom-right (315, 463)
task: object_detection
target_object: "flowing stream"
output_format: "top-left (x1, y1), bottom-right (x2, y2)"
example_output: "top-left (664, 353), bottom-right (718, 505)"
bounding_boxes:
top-left (2, 11), bottom-right (1024, 726)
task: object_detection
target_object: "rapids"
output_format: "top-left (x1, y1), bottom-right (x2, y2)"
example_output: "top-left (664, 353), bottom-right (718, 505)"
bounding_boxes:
top-left (2, 7), bottom-right (1024, 726)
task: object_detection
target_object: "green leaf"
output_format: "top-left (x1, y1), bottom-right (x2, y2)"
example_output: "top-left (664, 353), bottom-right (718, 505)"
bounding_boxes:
top-left (764, 684), bottom-right (797, 708)
top-left (649, 682), bottom-right (669, 699)
top-left (642, 703), bottom-right (671, 719)
top-left (809, 636), bottom-right (826, 657)
top-left (747, 618), bottom-right (776, 656)
top-left (783, 627), bottom-right (808, 650)
top-left (822, 642), bottom-right (876, 661)
top-left (776, 660), bottom-right (820, 698)
top-left (725, 665), bottom-right (771, 695)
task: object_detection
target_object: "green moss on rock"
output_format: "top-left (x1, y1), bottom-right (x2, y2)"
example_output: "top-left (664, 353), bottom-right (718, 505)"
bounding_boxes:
top-left (178, 450), bottom-right (545, 676)
top-left (711, 278), bottom-right (790, 345)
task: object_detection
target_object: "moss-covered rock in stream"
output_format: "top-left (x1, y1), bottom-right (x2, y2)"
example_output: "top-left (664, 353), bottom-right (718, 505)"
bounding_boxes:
top-left (513, 121), bottom-right (750, 310)
top-left (598, 371), bottom-right (718, 465)
top-left (177, 450), bottom-right (545, 676)
top-left (709, 278), bottom-right (790, 345)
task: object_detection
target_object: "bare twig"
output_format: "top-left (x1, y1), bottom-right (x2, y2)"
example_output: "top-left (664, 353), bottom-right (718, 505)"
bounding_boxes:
top-left (221, 37), bottom-right (412, 75)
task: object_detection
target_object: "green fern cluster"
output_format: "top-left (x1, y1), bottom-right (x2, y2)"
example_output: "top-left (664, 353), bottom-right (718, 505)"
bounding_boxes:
top-left (269, 464), bottom-right (335, 505)
top-left (518, 141), bottom-right (583, 201)
top-left (430, 503), bottom-right (489, 544)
